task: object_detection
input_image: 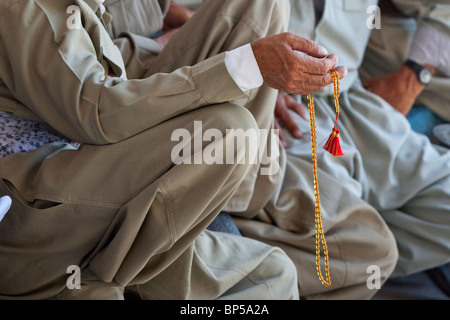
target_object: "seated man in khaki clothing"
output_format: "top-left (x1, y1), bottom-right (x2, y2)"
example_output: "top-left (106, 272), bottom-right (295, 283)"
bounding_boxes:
top-left (0, 0), bottom-right (397, 300)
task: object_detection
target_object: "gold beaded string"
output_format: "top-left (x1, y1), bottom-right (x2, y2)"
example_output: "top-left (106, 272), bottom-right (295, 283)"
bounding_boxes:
top-left (330, 70), bottom-right (341, 130)
top-left (306, 68), bottom-right (341, 287)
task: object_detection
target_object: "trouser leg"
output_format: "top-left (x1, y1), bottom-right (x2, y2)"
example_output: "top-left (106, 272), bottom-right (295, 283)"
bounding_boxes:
top-left (144, 0), bottom-right (290, 77)
top-left (379, 175), bottom-right (450, 276)
top-left (277, 82), bottom-right (449, 294)
top-left (152, 0), bottom-right (398, 299)
top-left (145, 0), bottom-right (290, 141)
top-left (134, 229), bottom-right (299, 300)
top-left (234, 153), bottom-right (398, 300)
top-left (0, 103), bottom-right (259, 299)
top-left (0, 0), bottom-right (297, 300)
top-left (334, 83), bottom-right (450, 276)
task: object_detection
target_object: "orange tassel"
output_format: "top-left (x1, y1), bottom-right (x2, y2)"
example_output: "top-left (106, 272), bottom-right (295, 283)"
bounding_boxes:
top-left (323, 128), bottom-right (344, 157)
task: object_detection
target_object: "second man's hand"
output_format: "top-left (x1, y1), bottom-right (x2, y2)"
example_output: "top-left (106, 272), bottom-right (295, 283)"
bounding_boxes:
top-left (275, 93), bottom-right (307, 148)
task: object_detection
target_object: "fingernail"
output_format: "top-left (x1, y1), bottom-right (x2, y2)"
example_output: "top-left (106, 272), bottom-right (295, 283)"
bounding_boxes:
top-left (294, 130), bottom-right (303, 138)
top-left (318, 45), bottom-right (328, 56)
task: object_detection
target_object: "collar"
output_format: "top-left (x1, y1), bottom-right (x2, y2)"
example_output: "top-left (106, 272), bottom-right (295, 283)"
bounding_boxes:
top-left (82, 0), bottom-right (112, 25)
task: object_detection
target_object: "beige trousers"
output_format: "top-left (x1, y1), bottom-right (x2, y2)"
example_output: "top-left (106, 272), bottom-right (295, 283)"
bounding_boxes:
top-left (0, 0), bottom-right (299, 300)
top-left (234, 150), bottom-right (399, 299)
top-left (169, 0), bottom-right (398, 301)
top-left (0, 0), bottom-right (400, 300)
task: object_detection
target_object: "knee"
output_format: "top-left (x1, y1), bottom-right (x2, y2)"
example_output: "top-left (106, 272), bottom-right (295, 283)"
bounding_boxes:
top-left (358, 224), bottom-right (399, 293)
top-left (227, 0), bottom-right (290, 36)
top-left (201, 103), bottom-right (260, 169)
top-left (216, 103), bottom-right (259, 133)
top-left (225, 104), bottom-right (261, 169)
top-left (245, 0), bottom-right (290, 36)
top-left (377, 229), bottom-right (399, 284)
top-left (356, 219), bottom-right (399, 293)
top-left (262, 248), bottom-right (300, 300)
top-left (265, 0), bottom-right (290, 34)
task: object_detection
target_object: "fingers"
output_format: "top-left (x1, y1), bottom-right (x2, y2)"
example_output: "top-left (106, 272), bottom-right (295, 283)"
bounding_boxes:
top-left (252, 33), bottom-right (348, 95)
top-left (274, 118), bottom-right (288, 148)
top-left (294, 52), bottom-right (338, 75)
top-left (154, 28), bottom-right (180, 50)
top-left (286, 33), bottom-right (329, 58)
top-left (287, 51), bottom-right (347, 94)
top-left (275, 93), bottom-right (304, 139)
top-left (288, 65), bottom-right (347, 94)
top-left (331, 65), bottom-right (348, 80)
top-left (319, 65), bottom-right (348, 87)
top-left (362, 77), bottom-right (379, 93)
top-left (286, 94), bottom-right (308, 121)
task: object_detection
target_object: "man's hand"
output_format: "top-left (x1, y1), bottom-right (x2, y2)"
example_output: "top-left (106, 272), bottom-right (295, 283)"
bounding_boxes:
top-left (154, 28), bottom-right (180, 50)
top-left (274, 93), bottom-right (307, 147)
top-left (363, 65), bottom-right (435, 116)
top-left (163, 0), bottom-right (195, 31)
top-left (251, 33), bottom-right (347, 95)
top-left (155, 1), bottom-right (195, 50)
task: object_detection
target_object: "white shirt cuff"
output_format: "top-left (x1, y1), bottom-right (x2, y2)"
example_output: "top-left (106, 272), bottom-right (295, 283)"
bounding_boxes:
top-left (225, 44), bottom-right (264, 92)
top-left (0, 196), bottom-right (12, 222)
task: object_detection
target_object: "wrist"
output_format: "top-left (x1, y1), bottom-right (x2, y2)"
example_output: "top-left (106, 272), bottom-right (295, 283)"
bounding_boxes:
top-left (403, 60), bottom-right (435, 86)
top-left (399, 64), bottom-right (427, 96)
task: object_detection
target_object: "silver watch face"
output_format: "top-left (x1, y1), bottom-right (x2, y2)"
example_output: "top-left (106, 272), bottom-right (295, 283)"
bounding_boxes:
top-left (420, 69), bottom-right (432, 84)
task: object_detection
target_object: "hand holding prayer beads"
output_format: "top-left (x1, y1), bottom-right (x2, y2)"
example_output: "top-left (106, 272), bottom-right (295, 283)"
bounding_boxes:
top-left (251, 33), bottom-right (347, 95)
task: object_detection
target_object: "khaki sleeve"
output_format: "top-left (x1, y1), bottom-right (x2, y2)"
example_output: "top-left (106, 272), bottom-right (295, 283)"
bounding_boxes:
top-left (391, 0), bottom-right (450, 36)
top-left (104, 0), bottom-right (168, 38)
top-left (112, 33), bottom-right (162, 79)
top-left (0, 2), bottom-right (246, 145)
top-left (104, 0), bottom-right (171, 79)
top-left (391, 0), bottom-right (450, 74)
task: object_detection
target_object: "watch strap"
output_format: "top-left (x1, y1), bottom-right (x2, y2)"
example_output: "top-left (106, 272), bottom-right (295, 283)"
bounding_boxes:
top-left (404, 59), bottom-right (431, 85)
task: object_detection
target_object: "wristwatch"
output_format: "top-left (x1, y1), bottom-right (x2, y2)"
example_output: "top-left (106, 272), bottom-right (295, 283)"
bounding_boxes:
top-left (404, 60), bottom-right (432, 85)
